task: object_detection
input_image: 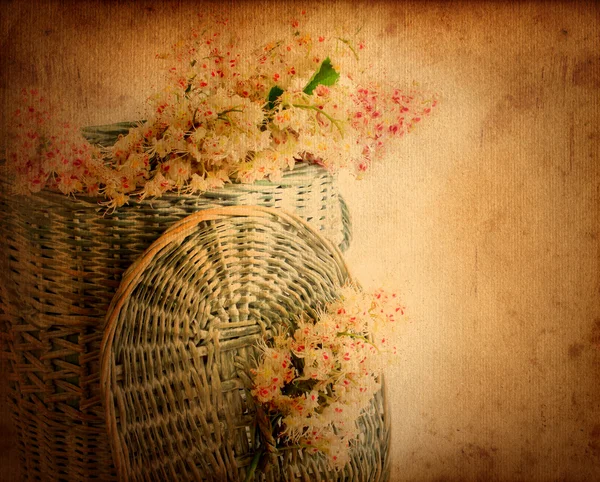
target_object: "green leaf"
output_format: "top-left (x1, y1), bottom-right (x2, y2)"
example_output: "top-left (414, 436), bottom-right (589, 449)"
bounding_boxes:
top-left (303, 57), bottom-right (340, 95)
top-left (266, 85), bottom-right (284, 111)
top-left (264, 58), bottom-right (340, 113)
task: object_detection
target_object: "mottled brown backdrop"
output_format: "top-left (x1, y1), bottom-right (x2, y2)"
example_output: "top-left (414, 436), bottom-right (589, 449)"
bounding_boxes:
top-left (1, 1), bottom-right (599, 481)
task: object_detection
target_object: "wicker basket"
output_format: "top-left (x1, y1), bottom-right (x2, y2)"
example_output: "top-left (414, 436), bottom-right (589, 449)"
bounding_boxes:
top-left (0, 124), bottom-right (352, 481)
top-left (80, 122), bottom-right (352, 252)
top-left (100, 206), bottom-right (390, 481)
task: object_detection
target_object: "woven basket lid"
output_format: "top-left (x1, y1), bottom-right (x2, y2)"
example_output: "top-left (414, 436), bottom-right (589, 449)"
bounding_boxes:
top-left (100, 206), bottom-right (389, 481)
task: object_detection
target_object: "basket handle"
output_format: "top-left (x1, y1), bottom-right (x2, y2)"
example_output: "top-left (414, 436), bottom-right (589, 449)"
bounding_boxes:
top-left (80, 122), bottom-right (140, 147)
top-left (338, 194), bottom-right (353, 252)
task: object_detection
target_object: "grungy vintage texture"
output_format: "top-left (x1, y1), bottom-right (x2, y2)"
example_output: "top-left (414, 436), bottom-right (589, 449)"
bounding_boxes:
top-left (1, 1), bottom-right (599, 481)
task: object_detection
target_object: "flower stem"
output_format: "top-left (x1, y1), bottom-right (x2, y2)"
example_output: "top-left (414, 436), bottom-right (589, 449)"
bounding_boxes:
top-left (336, 331), bottom-right (379, 351)
top-left (335, 37), bottom-right (359, 61)
top-left (244, 449), bottom-right (263, 482)
top-left (290, 104), bottom-right (344, 137)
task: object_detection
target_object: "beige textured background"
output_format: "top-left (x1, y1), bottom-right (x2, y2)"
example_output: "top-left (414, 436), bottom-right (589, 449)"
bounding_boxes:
top-left (1, 1), bottom-right (599, 481)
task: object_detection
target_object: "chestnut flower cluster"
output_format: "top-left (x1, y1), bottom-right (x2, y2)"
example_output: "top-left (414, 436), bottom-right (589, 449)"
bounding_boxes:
top-left (251, 285), bottom-right (407, 470)
top-left (5, 15), bottom-right (436, 210)
top-left (4, 89), bottom-right (106, 198)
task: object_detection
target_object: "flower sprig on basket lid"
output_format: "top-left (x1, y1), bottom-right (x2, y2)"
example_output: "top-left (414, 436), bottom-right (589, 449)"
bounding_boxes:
top-left (247, 284), bottom-right (407, 474)
top-left (4, 13), bottom-right (437, 210)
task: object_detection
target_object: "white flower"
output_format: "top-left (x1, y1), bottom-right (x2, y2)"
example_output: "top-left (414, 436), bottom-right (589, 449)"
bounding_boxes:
top-left (184, 173), bottom-right (209, 194)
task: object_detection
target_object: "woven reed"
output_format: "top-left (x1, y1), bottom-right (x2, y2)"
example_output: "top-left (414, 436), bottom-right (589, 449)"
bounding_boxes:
top-left (100, 206), bottom-right (390, 482)
top-left (0, 124), bottom-right (351, 481)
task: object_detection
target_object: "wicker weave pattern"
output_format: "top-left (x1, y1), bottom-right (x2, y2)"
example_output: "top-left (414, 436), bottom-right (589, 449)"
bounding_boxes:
top-left (0, 124), bottom-right (351, 480)
top-left (100, 206), bottom-right (390, 481)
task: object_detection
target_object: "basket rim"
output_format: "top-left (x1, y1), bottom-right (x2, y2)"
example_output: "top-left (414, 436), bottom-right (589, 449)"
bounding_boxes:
top-left (99, 204), bottom-right (353, 478)
top-left (0, 160), bottom-right (337, 208)
top-left (1, 118), bottom-right (340, 205)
